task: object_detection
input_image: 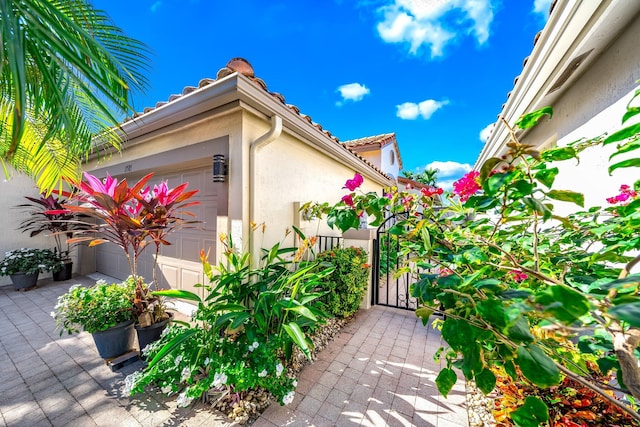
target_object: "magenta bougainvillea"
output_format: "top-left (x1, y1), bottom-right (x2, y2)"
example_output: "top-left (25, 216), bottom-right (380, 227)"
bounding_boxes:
top-left (452, 171), bottom-right (481, 202)
top-left (606, 184), bottom-right (637, 205)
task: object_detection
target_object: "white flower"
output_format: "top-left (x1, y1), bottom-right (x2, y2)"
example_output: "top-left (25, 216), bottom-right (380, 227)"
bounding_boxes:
top-left (275, 363), bottom-right (284, 377)
top-left (213, 372), bottom-right (227, 387)
top-left (292, 379), bottom-right (298, 387)
top-left (180, 367), bottom-right (191, 382)
top-left (176, 391), bottom-right (194, 408)
top-left (161, 385), bottom-right (172, 395)
top-left (50, 311), bottom-right (55, 318)
top-left (282, 391), bottom-right (295, 405)
top-left (258, 369), bottom-right (267, 378)
top-left (204, 357), bottom-right (211, 365)
top-left (123, 371), bottom-right (142, 395)
top-left (248, 341), bottom-right (259, 352)
top-left (174, 355), bottom-right (183, 366)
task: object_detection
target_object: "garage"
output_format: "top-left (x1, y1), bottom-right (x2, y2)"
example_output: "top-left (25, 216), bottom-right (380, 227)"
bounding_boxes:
top-left (95, 166), bottom-right (219, 297)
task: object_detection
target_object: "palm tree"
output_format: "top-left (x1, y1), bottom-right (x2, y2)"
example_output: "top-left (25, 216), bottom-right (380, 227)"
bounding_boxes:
top-left (0, 0), bottom-right (150, 190)
top-left (401, 168), bottom-right (439, 187)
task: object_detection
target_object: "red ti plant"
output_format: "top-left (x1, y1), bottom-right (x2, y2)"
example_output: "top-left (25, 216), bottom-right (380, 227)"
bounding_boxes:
top-left (57, 172), bottom-right (200, 325)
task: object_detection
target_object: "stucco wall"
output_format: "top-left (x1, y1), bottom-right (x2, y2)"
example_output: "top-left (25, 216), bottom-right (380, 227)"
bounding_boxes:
top-left (244, 112), bottom-right (389, 252)
top-left (380, 144), bottom-right (400, 180)
top-left (515, 14), bottom-right (640, 210)
top-left (0, 171), bottom-right (59, 286)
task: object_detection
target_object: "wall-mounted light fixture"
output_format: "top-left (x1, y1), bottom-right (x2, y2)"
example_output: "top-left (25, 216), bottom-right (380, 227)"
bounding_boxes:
top-left (212, 154), bottom-right (227, 182)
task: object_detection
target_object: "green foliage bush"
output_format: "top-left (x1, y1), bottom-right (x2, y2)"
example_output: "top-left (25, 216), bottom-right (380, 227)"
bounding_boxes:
top-left (316, 246), bottom-right (370, 317)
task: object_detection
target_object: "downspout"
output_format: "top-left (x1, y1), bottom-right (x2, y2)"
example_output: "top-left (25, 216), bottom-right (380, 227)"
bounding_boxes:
top-left (249, 115), bottom-right (283, 264)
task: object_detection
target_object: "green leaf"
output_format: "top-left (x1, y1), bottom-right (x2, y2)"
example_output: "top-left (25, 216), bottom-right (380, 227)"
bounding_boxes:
top-left (477, 299), bottom-right (507, 329)
top-left (536, 285), bottom-right (590, 323)
top-left (516, 344), bottom-right (561, 388)
top-left (415, 307), bottom-right (434, 326)
top-left (593, 274), bottom-right (640, 292)
top-left (540, 146), bottom-right (577, 162)
top-left (622, 106), bottom-right (640, 124)
top-left (608, 302), bottom-right (640, 327)
top-left (148, 329), bottom-right (198, 368)
top-left (507, 316), bottom-right (535, 343)
top-left (534, 167), bottom-right (559, 188)
top-left (604, 123), bottom-right (640, 145)
top-left (152, 289), bottom-right (202, 303)
top-left (610, 140), bottom-right (640, 160)
top-left (283, 322), bottom-right (312, 360)
top-left (474, 368), bottom-right (496, 395)
top-left (546, 190), bottom-right (584, 207)
top-left (511, 396), bottom-right (549, 427)
top-left (284, 305), bottom-right (318, 321)
top-left (480, 157), bottom-right (502, 184)
top-left (435, 368), bottom-right (457, 398)
top-left (442, 318), bottom-right (478, 352)
top-left (609, 158), bottom-right (640, 174)
top-left (515, 107), bottom-right (553, 129)
top-left (485, 172), bottom-right (515, 197)
top-left (522, 197), bottom-right (552, 220)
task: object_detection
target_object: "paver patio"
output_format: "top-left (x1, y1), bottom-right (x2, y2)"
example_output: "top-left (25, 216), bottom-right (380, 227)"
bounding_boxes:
top-left (0, 275), bottom-right (468, 427)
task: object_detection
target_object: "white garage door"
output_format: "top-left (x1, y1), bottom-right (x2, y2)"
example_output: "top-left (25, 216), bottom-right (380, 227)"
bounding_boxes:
top-left (95, 167), bottom-right (218, 297)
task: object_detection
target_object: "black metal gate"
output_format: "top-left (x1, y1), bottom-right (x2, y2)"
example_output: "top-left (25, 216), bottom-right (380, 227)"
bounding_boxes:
top-left (372, 212), bottom-right (420, 310)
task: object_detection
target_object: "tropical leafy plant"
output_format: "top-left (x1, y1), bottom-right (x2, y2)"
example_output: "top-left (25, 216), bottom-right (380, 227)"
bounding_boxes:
top-left (305, 92), bottom-right (640, 425)
top-left (0, 0), bottom-right (150, 191)
top-left (401, 167), bottom-right (439, 186)
top-left (52, 278), bottom-right (136, 334)
top-left (316, 246), bottom-right (370, 317)
top-left (124, 226), bottom-right (333, 407)
top-left (57, 171), bottom-right (200, 325)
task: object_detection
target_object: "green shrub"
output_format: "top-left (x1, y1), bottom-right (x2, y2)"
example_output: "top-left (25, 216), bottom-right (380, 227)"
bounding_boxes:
top-left (316, 246), bottom-right (370, 317)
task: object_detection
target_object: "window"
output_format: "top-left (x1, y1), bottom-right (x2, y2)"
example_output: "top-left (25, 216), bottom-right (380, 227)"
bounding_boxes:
top-left (389, 150), bottom-right (395, 165)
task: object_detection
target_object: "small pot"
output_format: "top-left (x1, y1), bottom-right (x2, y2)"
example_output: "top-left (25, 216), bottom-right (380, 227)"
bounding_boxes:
top-left (10, 271), bottom-right (39, 290)
top-left (53, 260), bottom-right (73, 281)
top-left (135, 313), bottom-right (173, 354)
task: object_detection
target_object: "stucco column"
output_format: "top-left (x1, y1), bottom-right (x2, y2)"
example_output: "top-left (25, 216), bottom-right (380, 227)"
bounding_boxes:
top-left (342, 228), bottom-right (376, 310)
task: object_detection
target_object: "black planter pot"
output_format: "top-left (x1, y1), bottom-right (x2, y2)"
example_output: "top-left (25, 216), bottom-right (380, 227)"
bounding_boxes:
top-left (91, 320), bottom-right (136, 359)
top-left (135, 313), bottom-right (173, 354)
top-left (53, 261), bottom-right (73, 281)
top-left (9, 272), bottom-right (39, 290)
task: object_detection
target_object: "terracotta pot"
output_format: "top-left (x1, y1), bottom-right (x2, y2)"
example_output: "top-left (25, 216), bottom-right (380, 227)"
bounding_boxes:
top-left (9, 272), bottom-right (39, 290)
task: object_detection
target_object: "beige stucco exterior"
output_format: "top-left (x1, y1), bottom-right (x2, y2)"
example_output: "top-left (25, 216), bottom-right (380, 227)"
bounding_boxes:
top-left (477, 0), bottom-right (640, 211)
top-left (0, 172), bottom-right (61, 286)
top-left (72, 69), bottom-right (393, 292)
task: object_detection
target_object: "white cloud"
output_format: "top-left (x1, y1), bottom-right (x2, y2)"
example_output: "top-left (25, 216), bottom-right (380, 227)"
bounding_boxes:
top-left (425, 160), bottom-right (472, 177)
top-left (336, 83), bottom-right (370, 105)
top-left (150, 1), bottom-right (162, 12)
top-left (479, 122), bottom-right (494, 143)
top-left (396, 99), bottom-right (448, 120)
top-left (376, 0), bottom-right (494, 58)
top-left (532, 0), bottom-right (552, 17)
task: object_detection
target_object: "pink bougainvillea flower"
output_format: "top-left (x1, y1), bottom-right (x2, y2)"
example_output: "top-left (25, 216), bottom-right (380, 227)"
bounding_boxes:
top-left (402, 195), bottom-right (414, 209)
top-left (343, 173), bottom-right (364, 191)
top-left (508, 270), bottom-right (528, 283)
top-left (453, 171), bottom-right (481, 202)
top-left (606, 184), bottom-right (638, 205)
top-left (341, 194), bottom-right (355, 207)
top-left (384, 192), bottom-right (393, 200)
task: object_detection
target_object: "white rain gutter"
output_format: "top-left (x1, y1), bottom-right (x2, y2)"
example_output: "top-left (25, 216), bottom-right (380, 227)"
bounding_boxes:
top-left (249, 115), bottom-right (283, 263)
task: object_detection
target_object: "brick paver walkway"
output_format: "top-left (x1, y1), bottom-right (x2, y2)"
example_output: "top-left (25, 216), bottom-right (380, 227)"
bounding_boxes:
top-left (0, 276), bottom-right (467, 427)
top-left (254, 307), bottom-right (468, 427)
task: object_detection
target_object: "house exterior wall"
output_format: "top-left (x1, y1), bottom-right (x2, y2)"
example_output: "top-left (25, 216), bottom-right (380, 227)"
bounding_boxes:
top-left (356, 150), bottom-right (382, 170)
top-left (243, 111), bottom-right (389, 253)
top-left (512, 13), bottom-right (640, 210)
top-left (380, 144), bottom-right (400, 180)
top-left (0, 172), bottom-right (59, 286)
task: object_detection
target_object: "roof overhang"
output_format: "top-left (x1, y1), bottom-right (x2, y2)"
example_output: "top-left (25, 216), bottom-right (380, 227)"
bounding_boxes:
top-left (475, 0), bottom-right (640, 169)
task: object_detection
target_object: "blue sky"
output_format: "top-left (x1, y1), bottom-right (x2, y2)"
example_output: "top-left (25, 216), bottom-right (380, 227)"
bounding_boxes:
top-left (94, 0), bottom-right (551, 189)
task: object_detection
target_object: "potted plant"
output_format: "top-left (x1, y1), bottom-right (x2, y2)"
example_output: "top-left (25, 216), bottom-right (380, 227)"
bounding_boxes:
top-left (0, 248), bottom-right (61, 290)
top-left (52, 279), bottom-right (137, 358)
top-left (15, 193), bottom-right (83, 281)
top-left (58, 172), bottom-right (199, 351)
